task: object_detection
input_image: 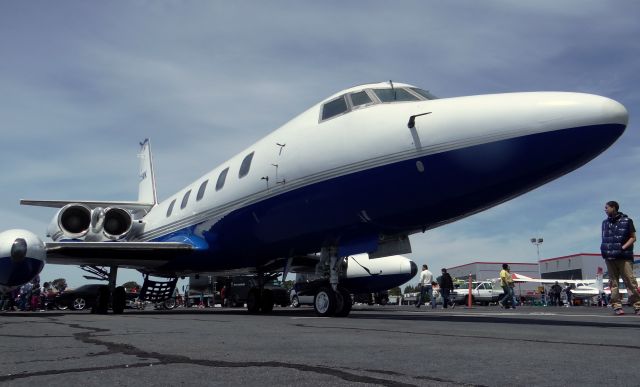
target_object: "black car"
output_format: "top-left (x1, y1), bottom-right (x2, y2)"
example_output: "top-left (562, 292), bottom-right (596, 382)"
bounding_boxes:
top-left (224, 277), bottom-right (289, 308)
top-left (55, 284), bottom-right (137, 311)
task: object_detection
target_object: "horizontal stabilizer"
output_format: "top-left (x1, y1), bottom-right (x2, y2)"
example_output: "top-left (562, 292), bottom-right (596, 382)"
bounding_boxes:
top-left (45, 241), bottom-right (193, 269)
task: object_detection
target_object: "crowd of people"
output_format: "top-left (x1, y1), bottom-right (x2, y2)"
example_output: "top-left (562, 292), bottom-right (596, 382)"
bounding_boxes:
top-left (413, 201), bottom-right (638, 315)
top-left (414, 265), bottom-right (456, 309)
top-left (0, 276), bottom-right (59, 312)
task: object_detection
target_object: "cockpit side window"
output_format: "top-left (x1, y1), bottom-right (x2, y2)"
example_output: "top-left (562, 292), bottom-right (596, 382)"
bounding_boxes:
top-left (321, 96), bottom-right (348, 121)
top-left (373, 88), bottom-right (420, 102)
top-left (349, 91), bottom-right (373, 107)
top-left (411, 88), bottom-right (438, 100)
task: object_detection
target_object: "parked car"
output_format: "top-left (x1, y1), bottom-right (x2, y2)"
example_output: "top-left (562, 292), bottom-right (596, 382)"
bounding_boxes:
top-left (55, 284), bottom-right (137, 311)
top-left (225, 277), bottom-right (289, 307)
top-left (290, 280), bottom-right (390, 307)
top-left (452, 281), bottom-right (503, 305)
top-left (290, 282), bottom-right (316, 307)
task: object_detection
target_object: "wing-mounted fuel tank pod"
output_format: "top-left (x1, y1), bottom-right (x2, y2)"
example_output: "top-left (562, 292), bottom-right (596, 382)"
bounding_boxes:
top-left (341, 253), bottom-right (417, 293)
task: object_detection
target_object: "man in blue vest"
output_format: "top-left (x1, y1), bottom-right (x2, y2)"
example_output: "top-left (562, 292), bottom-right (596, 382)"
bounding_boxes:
top-left (600, 201), bottom-right (640, 315)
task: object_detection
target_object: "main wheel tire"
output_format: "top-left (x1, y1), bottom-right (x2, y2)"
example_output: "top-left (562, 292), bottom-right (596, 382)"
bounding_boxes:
top-left (314, 287), bottom-right (337, 317)
top-left (112, 286), bottom-right (126, 314)
top-left (95, 286), bottom-right (109, 314)
top-left (260, 289), bottom-right (274, 313)
top-left (247, 288), bottom-right (261, 313)
top-left (334, 288), bottom-right (352, 317)
top-left (291, 295), bottom-right (300, 308)
top-left (72, 297), bottom-right (87, 310)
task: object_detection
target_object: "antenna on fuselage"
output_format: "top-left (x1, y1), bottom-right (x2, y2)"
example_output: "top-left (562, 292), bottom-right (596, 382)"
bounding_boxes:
top-left (389, 80), bottom-right (396, 100)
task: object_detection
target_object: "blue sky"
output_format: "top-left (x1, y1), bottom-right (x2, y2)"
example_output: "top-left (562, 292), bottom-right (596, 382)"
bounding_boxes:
top-left (1, 1), bottom-right (638, 288)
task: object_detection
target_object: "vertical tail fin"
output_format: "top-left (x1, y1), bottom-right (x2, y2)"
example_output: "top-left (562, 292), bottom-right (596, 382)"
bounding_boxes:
top-left (137, 139), bottom-right (158, 205)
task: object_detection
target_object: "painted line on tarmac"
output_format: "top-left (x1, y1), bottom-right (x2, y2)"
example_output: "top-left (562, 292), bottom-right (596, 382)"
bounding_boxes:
top-left (290, 316), bottom-right (331, 319)
top-left (405, 309), bottom-right (631, 319)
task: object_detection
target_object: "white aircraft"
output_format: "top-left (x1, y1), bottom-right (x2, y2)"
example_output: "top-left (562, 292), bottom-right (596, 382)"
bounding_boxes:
top-left (510, 269), bottom-right (639, 300)
top-left (0, 81), bottom-right (629, 316)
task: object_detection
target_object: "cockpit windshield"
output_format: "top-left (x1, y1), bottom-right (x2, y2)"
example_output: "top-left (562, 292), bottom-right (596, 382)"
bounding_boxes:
top-left (372, 88), bottom-right (420, 102)
top-left (411, 88), bottom-right (438, 100)
top-left (319, 85), bottom-right (437, 122)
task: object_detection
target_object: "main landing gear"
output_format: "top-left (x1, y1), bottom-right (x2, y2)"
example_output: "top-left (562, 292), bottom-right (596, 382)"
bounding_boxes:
top-left (312, 247), bottom-right (352, 317)
top-left (81, 265), bottom-right (127, 314)
top-left (246, 274), bottom-right (277, 314)
top-left (247, 288), bottom-right (275, 314)
top-left (80, 266), bottom-right (177, 315)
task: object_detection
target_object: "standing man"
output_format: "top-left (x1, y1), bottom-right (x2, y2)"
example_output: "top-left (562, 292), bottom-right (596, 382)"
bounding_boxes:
top-left (564, 283), bottom-right (573, 307)
top-left (415, 264), bottom-right (434, 308)
top-left (600, 201), bottom-right (640, 315)
top-left (439, 268), bottom-right (454, 309)
top-left (550, 281), bottom-right (562, 306)
top-left (499, 264), bottom-right (514, 309)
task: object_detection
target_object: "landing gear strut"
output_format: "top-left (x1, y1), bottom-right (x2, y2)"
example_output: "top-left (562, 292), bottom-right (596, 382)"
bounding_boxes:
top-left (246, 274), bottom-right (276, 314)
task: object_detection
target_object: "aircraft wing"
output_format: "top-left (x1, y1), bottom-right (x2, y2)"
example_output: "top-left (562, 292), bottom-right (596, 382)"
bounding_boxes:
top-left (21, 199), bottom-right (155, 211)
top-left (45, 241), bottom-right (193, 269)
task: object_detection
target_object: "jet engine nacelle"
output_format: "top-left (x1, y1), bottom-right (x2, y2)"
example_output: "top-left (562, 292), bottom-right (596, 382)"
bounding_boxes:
top-left (0, 229), bottom-right (46, 294)
top-left (53, 203), bottom-right (92, 240)
top-left (102, 207), bottom-right (133, 240)
top-left (48, 204), bottom-right (134, 241)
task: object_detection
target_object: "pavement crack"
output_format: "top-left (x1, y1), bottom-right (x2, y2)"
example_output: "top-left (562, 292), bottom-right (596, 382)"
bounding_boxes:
top-left (342, 366), bottom-right (489, 387)
top-left (1, 320), bottom-right (419, 386)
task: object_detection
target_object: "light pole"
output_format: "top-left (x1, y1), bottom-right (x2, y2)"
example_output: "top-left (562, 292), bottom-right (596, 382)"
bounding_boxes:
top-left (530, 237), bottom-right (543, 261)
top-left (531, 237), bottom-right (544, 304)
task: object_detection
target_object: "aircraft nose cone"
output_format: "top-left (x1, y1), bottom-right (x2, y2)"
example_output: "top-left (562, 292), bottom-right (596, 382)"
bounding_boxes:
top-left (598, 95), bottom-right (628, 127)
top-left (536, 92), bottom-right (628, 131)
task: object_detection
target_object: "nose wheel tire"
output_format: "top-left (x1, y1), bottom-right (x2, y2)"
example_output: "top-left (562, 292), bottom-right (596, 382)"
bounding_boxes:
top-left (334, 288), bottom-right (352, 317)
top-left (314, 287), bottom-right (337, 317)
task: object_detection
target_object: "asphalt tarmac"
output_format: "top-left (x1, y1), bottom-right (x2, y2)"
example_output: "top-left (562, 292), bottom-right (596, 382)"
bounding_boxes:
top-left (1, 304), bottom-right (639, 387)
